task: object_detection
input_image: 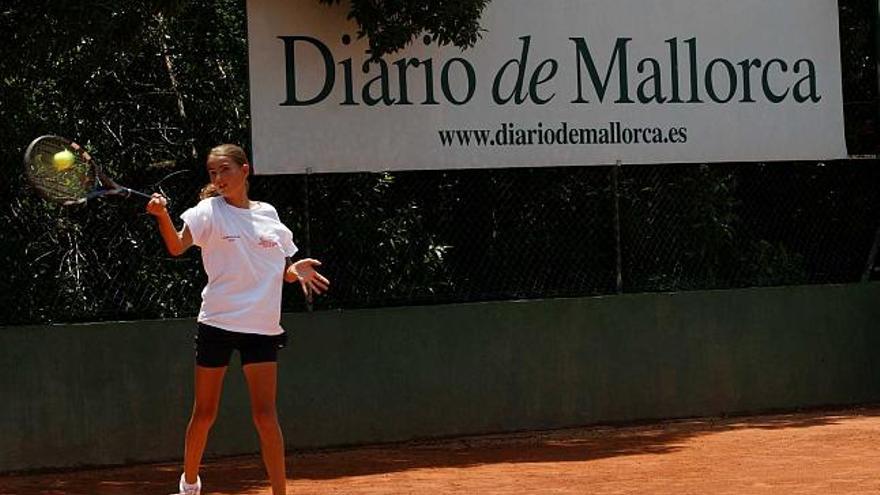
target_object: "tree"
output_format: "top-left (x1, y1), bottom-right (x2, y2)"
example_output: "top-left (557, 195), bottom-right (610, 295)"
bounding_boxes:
top-left (317, 0), bottom-right (491, 58)
top-left (0, 0), bottom-right (877, 326)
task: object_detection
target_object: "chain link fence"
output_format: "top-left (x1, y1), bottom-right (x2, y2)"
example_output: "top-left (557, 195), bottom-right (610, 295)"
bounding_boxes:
top-left (1, 2), bottom-right (878, 327)
top-left (2, 154), bottom-right (878, 326)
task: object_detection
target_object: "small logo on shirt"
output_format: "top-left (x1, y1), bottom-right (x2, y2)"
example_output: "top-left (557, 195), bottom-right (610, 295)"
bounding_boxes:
top-left (222, 235), bottom-right (240, 242)
top-left (258, 236), bottom-right (279, 248)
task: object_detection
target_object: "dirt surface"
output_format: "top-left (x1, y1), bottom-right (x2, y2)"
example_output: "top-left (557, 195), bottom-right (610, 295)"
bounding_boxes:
top-left (3, 407), bottom-right (880, 495)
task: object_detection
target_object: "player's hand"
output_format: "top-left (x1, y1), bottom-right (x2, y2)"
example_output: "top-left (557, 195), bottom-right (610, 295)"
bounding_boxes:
top-left (146, 193), bottom-right (169, 217)
top-left (289, 258), bottom-right (330, 300)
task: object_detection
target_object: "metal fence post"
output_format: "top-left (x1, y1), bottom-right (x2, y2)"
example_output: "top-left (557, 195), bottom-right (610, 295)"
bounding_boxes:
top-left (304, 167), bottom-right (313, 310)
top-left (613, 160), bottom-right (623, 294)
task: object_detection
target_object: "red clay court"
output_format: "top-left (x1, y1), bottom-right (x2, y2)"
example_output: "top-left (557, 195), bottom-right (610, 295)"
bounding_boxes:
top-left (3, 407), bottom-right (879, 495)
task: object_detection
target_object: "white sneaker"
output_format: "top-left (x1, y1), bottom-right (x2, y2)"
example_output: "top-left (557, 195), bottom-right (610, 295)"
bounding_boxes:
top-left (170, 473), bottom-right (201, 495)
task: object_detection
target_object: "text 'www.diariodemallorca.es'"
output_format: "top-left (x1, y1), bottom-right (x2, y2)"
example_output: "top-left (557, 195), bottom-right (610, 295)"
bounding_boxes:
top-left (438, 122), bottom-right (688, 147)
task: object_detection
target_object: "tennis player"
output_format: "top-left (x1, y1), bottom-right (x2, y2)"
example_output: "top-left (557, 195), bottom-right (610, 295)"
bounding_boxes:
top-left (147, 144), bottom-right (329, 495)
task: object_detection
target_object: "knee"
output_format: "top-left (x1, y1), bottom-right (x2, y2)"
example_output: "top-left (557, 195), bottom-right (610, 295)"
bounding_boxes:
top-left (251, 407), bottom-right (279, 432)
top-left (191, 404), bottom-right (219, 428)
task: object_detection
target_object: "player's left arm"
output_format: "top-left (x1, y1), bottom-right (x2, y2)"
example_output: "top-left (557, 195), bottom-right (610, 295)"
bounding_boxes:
top-left (285, 257), bottom-right (330, 296)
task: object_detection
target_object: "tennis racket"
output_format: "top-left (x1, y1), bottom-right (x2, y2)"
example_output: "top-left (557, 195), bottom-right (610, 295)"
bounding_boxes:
top-left (24, 135), bottom-right (153, 206)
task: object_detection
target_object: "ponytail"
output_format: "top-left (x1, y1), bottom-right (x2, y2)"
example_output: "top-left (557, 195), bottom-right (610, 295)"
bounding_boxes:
top-left (200, 183), bottom-right (219, 200)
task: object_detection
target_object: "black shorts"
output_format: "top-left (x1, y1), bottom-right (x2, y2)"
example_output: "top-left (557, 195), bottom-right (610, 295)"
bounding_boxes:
top-left (195, 323), bottom-right (288, 368)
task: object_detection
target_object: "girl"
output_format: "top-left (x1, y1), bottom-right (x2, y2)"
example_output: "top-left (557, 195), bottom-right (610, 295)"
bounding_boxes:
top-left (147, 144), bottom-right (329, 495)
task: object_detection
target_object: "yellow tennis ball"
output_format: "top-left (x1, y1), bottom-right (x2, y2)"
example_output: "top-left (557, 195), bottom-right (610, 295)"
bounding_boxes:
top-left (53, 149), bottom-right (75, 171)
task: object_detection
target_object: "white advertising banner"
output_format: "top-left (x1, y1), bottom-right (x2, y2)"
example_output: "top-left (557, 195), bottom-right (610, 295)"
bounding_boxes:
top-left (247, 0), bottom-right (847, 174)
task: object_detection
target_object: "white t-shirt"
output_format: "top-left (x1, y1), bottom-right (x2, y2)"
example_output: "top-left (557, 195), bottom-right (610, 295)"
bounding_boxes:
top-left (180, 197), bottom-right (298, 335)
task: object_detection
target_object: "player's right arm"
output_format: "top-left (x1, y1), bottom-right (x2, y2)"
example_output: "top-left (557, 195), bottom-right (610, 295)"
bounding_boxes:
top-left (147, 193), bottom-right (193, 256)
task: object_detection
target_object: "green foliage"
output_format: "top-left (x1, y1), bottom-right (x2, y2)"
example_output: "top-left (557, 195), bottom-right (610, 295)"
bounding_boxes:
top-left (317, 0), bottom-right (491, 58)
top-left (0, 0), bottom-right (252, 323)
top-left (839, 0), bottom-right (878, 153)
top-left (619, 165), bottom-right (811, 291)
top-left (0, 1), bottom-right (877, 326)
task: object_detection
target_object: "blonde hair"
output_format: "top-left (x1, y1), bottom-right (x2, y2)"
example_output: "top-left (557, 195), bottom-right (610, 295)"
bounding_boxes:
top-left (200, 144), bottom-right (250, 200)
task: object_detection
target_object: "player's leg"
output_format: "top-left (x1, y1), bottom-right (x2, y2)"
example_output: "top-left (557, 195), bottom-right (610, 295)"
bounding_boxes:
top-left (183, 365), bottom-right (228, 485)
top-left (242, 360), bottom-right (286, 495)
top-left (179, 324), bottom-right (234, 493)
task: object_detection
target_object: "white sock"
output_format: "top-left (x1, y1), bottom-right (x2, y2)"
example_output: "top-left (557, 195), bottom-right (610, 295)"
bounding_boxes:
top-left (180, 473), bottom-right (201, 491)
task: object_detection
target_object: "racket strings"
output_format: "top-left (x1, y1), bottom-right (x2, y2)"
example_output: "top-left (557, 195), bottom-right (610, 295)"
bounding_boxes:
top-left (26, 138), bottom-right (96, 204)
